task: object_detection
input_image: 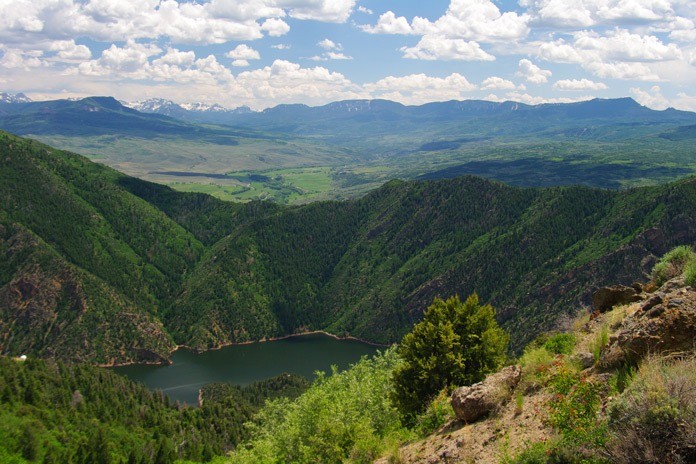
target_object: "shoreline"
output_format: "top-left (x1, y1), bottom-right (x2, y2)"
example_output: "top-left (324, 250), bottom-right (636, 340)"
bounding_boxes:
top-left (177, 330), bottom-right (391, 354)
top-left (105, 330), bottom-right (391, 368)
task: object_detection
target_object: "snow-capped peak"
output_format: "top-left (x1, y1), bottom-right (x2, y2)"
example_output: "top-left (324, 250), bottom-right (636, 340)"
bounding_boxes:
top-left (123, 98), bottom-right (182, 114)
top-left (0, 92), bottom-right (32, 104)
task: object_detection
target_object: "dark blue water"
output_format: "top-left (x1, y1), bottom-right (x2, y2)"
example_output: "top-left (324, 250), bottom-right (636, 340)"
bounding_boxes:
top-left (112, 333), bottom-right (380, 405)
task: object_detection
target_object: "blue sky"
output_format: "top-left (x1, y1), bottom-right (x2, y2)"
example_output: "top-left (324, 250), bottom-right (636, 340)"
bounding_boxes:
top-left (1, 1), bottom-right (694, 110)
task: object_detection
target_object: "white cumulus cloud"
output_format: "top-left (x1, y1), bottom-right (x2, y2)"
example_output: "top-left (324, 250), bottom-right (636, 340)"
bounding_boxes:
top-left (281, 0), bottom-right (357, 23)
top-left (630, 85), bottom-right (670, 109)
top-left (517, 59), bottom-right (552, 84)
top-left (480, 76), bottom-right (518, 90)
top-left (0, 0), bottom-right (352, 49)
top-left (520, 0), bottom-right (678, 28)
top-left (553, 78), bottom-right (608, 90)
top-left (227, 44), bottom-right (261, 60)
top-left (361, 11), bottom-right (415, 34)
top-left (536, 29), bottom-right (681, 81)
top-left (362, 1), bottom-right (530, 43)
top-left (318, 39), bottom-right (343, 50)
top-left (401, 35), bottom-right (495, 61)
top-left (364, 72), bottom-right (477, 105)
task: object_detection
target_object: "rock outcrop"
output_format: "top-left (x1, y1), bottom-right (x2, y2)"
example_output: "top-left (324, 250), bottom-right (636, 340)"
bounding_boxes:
top-left (451, 365), bottom-right (521, 423)
top-left (600, 279), bottom-right (696, 368)
top-left (592, 285), bottom-right (642, 313)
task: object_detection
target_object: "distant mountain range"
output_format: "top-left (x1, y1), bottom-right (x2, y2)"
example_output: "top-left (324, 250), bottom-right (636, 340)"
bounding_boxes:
top-left (124, 98), bottom-right (253, 124)
top-left (4, 92), bottom-right (694, 134)
top-left (1, 92), bottom-right (695, 199)
top-left (0, 95), bottom-right (264, 142)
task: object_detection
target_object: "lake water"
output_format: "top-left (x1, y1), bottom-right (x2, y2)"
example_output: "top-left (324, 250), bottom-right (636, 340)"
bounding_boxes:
top-left (112, 333), bottom-right (381, 405)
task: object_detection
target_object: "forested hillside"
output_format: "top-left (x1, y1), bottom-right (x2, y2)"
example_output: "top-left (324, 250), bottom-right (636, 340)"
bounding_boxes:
top-left (2, 131), bottom-right (696, 362)
top-left (0, 356), bottom-right (308, 463)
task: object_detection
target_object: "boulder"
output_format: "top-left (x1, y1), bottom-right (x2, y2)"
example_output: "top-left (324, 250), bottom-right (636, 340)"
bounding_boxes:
top-left (600, 289), bottom-right (696, 368)
top-left (572, 351), bottom-right (595, 370)
top-left (451, 365), bottom-right (521, 423)
top-left (592, 285), bottom-right (642, 313)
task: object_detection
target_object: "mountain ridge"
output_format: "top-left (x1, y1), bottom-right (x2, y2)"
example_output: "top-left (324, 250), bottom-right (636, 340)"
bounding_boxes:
top-left (2, 131), bottom-right (696, 363)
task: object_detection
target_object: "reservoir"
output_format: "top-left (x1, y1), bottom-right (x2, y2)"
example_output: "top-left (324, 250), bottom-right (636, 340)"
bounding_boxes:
top-left (112, 333), bottom-right (381, 405)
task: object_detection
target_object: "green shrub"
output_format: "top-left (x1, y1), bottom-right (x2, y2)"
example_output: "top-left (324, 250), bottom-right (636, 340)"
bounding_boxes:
top-left (227, 349), bottom-right (411, 464)
top-left (607, 356), bottom-right (696, 464)
top-left (684, 258), bottom-right (696, 287)
top-left (542, 333), bottom-right (575, 355)
top-left (518, 346), bottom-right (556, 392)
top-left (390, 294), bottom-right (508, 424)
top-left (502, 439), bottom-right (609, 464)
top-left (652, 245), bottom-right (695, 285)
top-left (414, 389), bottom-right (455, 436)
top-left (544, 360), bottom-right (608, 460)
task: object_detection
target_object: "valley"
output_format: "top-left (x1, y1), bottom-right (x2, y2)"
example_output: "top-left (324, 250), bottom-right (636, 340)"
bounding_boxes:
top-left (2, 0), bottom-right (695, 460)
top-left (1, 95), bottom-right (695, 464)
top-left (2, 96), bottom-right (695, 204)
top-left (2, 129), bottom-right (696, 366)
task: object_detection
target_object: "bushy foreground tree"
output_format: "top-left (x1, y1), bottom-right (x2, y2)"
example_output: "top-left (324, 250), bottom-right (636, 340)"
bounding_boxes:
top-left (390, 294), bottom-right (508, 422)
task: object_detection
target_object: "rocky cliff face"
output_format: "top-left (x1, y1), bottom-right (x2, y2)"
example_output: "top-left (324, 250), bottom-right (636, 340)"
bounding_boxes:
top-left (0, 221), bottom-right (174, 365)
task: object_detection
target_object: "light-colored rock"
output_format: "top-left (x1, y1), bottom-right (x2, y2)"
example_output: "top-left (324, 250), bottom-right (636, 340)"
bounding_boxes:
top-left (451, 365), bottom-right (521, 423)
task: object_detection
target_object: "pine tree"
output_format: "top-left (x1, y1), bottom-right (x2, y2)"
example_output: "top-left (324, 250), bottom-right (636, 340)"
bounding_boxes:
top-left (390, 294), bottom-right (508, 422)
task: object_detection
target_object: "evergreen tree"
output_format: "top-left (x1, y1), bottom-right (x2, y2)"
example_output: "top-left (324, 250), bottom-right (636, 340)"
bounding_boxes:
top-left (390, 294), bottom-right (508, 423)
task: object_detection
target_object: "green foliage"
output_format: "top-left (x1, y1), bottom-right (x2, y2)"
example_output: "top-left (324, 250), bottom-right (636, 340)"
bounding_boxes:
top-left (591, 324), bottom-right (609, 363)
top-left (542, 333), bottom-right (576, 355)
top-left (606, 356), bottom-right (696, 464)
top-left (652, 245), bottom-right (695, 285)
top-left (610, 364), bottom-right (636, 394)
top-left (545, 360), bottom-right (608, 460)
top-left (0, 357), bottom-right (310, 463)
top-left (506, 357), bottom-right (611, 464)
top-left (414, 389), bottom-right (456, 436)
top-left (514, 392), bottom-right (525, 415)
top-left (390, 294), bottom-right (508, 422)
top-left (227, 348), bottom-right (409, 464)
top-left (502, 441), bottom-right (553, 464)
top-left (2, 131), bottom-right (696, 362)
top-left (519, 345), bottom-right (556, 391)
top-left (683, 257), bottom-right (696, 287)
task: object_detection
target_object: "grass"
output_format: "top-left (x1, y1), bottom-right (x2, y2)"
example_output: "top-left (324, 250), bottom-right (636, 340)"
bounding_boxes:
top-left (168, 182), bottom-right (247, 201)
top-left (518, 346), bottom-right (556, 392)
top-left (651, 245), bottom-right (695, 285)
top-left (514, 392), bottom-right (524, 416)
top-left (684, 258), bottom-right (696, 287)
top-left (591, 324), bottom-right (609, 363)
top-left (414, 389), bottom-right (455, 436)
top-left (166, 167), bottom-right (336, 204)
top-left (606, 355), bottom-right (696, 464)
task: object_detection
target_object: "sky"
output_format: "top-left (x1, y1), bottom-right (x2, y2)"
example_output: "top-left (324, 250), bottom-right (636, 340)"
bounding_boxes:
top-left (1, 0), bottom-right (695, 111)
